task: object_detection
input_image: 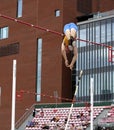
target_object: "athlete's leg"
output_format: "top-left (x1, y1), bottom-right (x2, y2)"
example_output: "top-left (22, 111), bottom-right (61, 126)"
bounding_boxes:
top-left (63, 24), bottom-right (71, 40)
top-left (70, 28), bottom-right (77, 38)
top-left (69, 23), bottom-right (78, 39)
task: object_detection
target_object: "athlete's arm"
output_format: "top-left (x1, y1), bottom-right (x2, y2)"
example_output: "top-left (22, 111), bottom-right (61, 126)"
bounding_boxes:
top-left (69, 44), bottom-right (78, 70)
top-left (61, 41), bottom-right (69, 67)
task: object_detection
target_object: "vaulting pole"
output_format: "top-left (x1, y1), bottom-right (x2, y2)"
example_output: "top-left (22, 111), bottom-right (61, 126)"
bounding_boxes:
top-left (65, 70), bottom-right (83, 130)
top-left (90, 77), bottom-right (94, 130)
top-left (11, 60), bottom-right (17, 130)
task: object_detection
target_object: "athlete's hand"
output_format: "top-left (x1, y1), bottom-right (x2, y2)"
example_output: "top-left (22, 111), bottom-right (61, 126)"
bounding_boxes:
top-left (69, 64), bottom-right (74, 70)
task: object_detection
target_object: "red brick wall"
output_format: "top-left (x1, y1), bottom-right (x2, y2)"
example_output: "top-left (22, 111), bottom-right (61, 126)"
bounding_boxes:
top-left (92, 0), bottom-right (114, 13)
top-left (76, 0), bottom-right (114, 16)
top-left (0, 0), bottom-right (65, 129)
top-left (36, 0), bottom-right (63, 103)
top-left (0, 1), bottom-right (39, 129)
top-left (0, 0), bottom-right (114, 130)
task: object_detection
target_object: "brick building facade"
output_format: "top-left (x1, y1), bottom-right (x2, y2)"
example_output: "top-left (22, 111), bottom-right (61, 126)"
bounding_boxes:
top-left (0, 0), bottom-right (114, 129)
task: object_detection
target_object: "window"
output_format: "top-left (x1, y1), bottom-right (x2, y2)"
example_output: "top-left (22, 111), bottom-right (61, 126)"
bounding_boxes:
top-left (17, 0), bottom-right (23, 17)
top-left (36, 38), bottom-right (42, 101)
top-left (74, 16), bottom-right (114, 102)
top-left (0, 26), bottom-right (8, 39)
top-left (77, 0), bottom-right (92, 14)
top-left (55, 9), bottom-right (60, 17)
top-left (0, 43), bottom-right (19, 57)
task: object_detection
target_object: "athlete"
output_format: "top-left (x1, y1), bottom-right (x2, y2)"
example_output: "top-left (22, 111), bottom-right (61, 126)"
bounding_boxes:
top-left (61, 22), bottom-right (78, 70)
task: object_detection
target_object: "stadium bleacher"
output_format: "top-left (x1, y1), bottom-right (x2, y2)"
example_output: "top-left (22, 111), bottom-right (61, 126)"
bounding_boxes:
top-left (25, 106), bottom-right (105, 130)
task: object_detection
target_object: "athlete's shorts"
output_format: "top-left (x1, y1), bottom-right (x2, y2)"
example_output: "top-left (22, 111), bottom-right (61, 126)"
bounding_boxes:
top-left (63, 23), bottom-right (78, 33)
